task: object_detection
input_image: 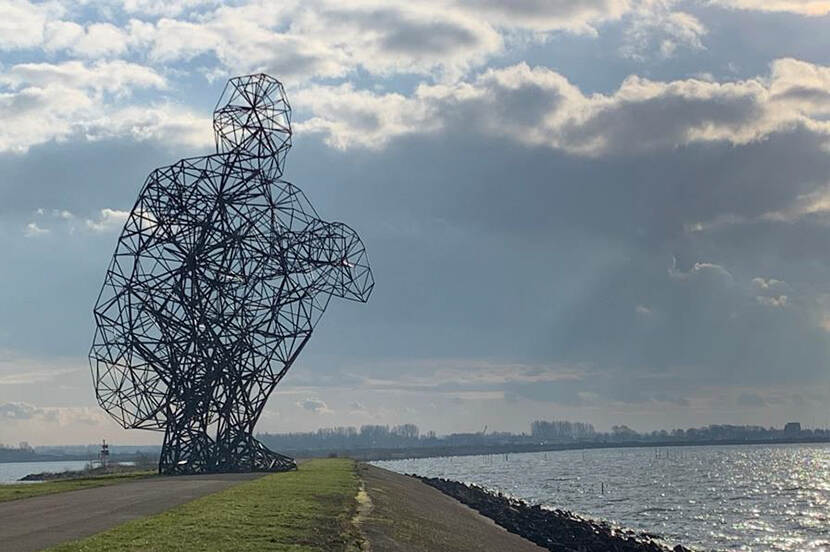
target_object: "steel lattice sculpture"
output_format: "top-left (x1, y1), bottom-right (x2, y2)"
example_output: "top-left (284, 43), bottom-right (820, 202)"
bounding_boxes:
top-left (89, 74), bottom-right (373, 475)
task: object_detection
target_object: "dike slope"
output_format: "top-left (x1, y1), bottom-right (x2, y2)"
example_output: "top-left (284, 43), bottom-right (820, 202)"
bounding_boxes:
top-left (417, 475), bottom-right (693, 552)
top-left (358, 463), bottom-right (544, 551)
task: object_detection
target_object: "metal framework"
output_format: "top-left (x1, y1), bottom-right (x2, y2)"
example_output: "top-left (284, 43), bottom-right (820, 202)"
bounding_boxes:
top-left (89, 74), bottom-right (373, 475)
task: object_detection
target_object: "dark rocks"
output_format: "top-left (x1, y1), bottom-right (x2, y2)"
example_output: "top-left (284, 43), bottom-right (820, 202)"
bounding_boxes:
top-left (415, 475), bottom-right (692, 552)
top-left (19, 463), bottom-right (148, 481)
top-left (18, 473), bottom-right (48, 481)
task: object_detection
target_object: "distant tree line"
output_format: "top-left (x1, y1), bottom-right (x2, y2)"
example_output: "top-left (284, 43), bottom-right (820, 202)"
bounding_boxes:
top-left (6, 421), bottom-right (828, 462)
top-left (536, 421), bottom-right (830, 444)
top-left (257, 420), bottom-right (830, 453)
top-left (258, 424), bottom-right (429, 451)
top-left (530, 420), bottom-right (597, 441)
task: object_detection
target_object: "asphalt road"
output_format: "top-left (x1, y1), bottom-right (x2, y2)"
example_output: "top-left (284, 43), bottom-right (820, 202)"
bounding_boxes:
top-left (0, 473), bottom-right (263, 552)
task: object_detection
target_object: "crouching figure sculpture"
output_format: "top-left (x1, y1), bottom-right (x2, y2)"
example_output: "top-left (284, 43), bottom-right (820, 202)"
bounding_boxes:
top-left (89, 74), bottom-right (373, 474)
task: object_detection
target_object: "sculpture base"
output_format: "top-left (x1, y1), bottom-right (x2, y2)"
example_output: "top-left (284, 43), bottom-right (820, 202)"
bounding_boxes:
top-left (159, 433), bottom-right (297, 475)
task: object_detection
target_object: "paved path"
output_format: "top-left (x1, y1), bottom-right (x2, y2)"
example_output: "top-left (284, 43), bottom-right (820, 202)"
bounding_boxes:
top-left (358, 464), bottom-right (544, 552)
top-left (0, 473), bottom-right (262, 552)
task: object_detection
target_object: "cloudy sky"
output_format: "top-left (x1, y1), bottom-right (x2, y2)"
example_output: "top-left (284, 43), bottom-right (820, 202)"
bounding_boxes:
top-left (2, 0), bottom-right (830, 446)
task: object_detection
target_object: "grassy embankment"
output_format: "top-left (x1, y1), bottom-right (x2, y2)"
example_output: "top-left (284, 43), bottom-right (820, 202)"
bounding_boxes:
top-left (47, 458), bottom-right (361, 552)
top-left (0, 471), bottom-right (156, 503)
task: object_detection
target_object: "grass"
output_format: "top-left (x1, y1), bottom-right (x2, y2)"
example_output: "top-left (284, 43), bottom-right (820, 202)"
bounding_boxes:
top-left (0, 471), bottom-right (156, 503)
top-left (47, 458), bottom-right (362, 552)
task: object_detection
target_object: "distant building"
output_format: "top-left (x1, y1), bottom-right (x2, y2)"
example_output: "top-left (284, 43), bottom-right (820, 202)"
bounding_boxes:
top-left (784, 422), bottom-right (801, 433)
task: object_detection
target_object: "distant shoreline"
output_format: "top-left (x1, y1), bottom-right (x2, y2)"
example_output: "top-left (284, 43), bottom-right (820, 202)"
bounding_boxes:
top-left (3, 436), bottom-right (828, 465)
top-left (0, 452), bottom-right (151, 465)
top-left (343, 435), bottom-right (830, 461)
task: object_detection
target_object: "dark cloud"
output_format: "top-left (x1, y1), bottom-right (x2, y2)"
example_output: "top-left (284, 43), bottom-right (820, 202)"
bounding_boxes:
top-left (5, 102), bottom-right (830, 407)
top-left (285, 115), bottom-right (830, 395)
top-left (380, 17), bottom-right (481, 55)
top-left (455, 0), bottom-right (628, 30)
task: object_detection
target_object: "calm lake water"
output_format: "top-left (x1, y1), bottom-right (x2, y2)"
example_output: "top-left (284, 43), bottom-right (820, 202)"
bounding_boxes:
top-left (374, 444), bottom-right (830, 552)
top-left (0, 460), bottom-right (91, 483)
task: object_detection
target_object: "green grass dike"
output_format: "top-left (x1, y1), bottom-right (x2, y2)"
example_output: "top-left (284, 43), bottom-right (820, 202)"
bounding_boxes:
top-left (46, 458), bottom-right (363, 552)
top-left (0, 471), bottom-right (156, 503)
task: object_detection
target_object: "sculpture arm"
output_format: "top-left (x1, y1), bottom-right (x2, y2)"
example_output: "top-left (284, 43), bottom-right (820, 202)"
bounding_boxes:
top-left (280, 219), bottom-right (374, 303)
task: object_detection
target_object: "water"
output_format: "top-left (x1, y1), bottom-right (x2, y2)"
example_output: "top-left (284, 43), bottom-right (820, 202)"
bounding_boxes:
top-left (0, 460), bottom-right (92, 483)
top-left (373, 444), bottom-right (830, 551)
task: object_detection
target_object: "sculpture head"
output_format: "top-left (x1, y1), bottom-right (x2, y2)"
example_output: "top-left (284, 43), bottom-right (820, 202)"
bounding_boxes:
top-left (213, 73), bottom-right (292, 175)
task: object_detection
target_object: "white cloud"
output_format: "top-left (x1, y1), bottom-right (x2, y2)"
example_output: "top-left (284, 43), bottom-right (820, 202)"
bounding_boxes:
top-left (668, 258), bottom-right (734, 282)
top-left (751, 277), bottom-right (790, 293)
top-left (297, 58), bottom-right (830, 155)
top-left (685, 213), bottom-right (748, 233)
top-left (0, 401), bottom-right (41, 419)
top-left (85, 209), bottom-right (129, 233)
top-left (0, 367), bottom-right (76, 385)
top-left (297, 398), bottom-right (333, 414)
top-left (0, 401), bottom-right (109, 426)
top-left (23, 222), bottom-right (49, 237)
top-left (44, 21), bottom-right (130, 57)
top-left (621, 5), bottom-right (706, 60)
top-left (0, 0), bottom-right (62, 50)
top-left (294, 85), bottom-right (436, 150)
top-left (0, 60), bottom-right (166, 95)
top-left (710, 0), bottom-right (830, 16)
top-left (454, 0), bottom-right (631, 33)
top-left (769, 58), bottom-right (830, 114)
top-left (764, 191), bottom-right (830, 223)
top-left (131, 1), bottom-right (711, 82)
top-left (120, 0), bottom-right (219, 17)
top-left (0, 0), bottom-right (720, 118)
top-left (689, 180), bottom-right (830, 230)
top-left (0, 60), bottom-right (207, 153)
top-left (131, 1), bottom-right (502, 82)
top-left (0, 78), bottom-right (90, 153)
top-left (756, 295), bottom-right (789, 307)
top-left (0, 2), bottom-right (133, 57)
top-left (10, 0), bottom-right (822, 98)
top-left (0, 349), bottom-right (81, 383)
top-left (752, 278), bottom-right (790, 308)
top-left (80, 104), bottom-right (211, 148)
top-left (17, 1), bottom-right (671, 86)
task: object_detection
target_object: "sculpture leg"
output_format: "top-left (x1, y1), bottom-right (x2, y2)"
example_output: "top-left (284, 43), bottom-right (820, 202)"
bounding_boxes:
top-left (159, 416), bottom-right (296, 475)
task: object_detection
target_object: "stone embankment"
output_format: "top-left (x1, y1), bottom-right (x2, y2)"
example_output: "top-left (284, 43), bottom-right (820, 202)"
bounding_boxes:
top-left (416, 476), bottom-right (693, 552)
top-left (19, 463), bottom-right (152, 481)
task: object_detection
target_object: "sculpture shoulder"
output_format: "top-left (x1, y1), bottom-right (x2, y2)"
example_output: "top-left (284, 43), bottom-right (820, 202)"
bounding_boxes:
top-left (141, 153), bottom-right (226, 181)
top-left (137, 152), bottom-right (264, 194)
top-left (269, 178), bottom-right (323, 219)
